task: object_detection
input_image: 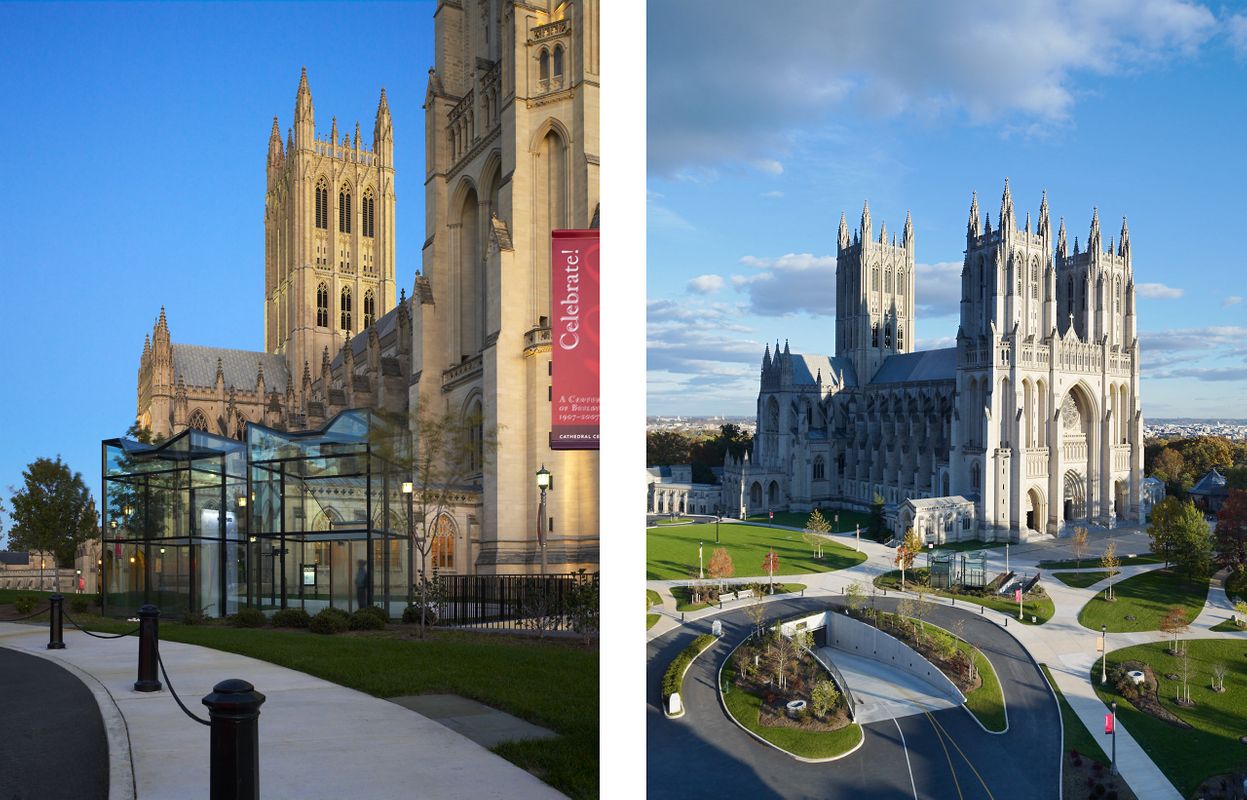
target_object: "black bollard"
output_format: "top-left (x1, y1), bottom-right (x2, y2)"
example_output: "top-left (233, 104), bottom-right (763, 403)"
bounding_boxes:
top-left (202, 679), bottom-right (266, 800)
top-left (134, 604), bottom-right (162, 692)
top-left (47, 594), bottom-right (65, 650)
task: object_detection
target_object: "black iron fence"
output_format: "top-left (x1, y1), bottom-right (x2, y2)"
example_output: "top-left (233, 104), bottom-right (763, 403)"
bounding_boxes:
top-left (437, 572), bottom-right (599, 632)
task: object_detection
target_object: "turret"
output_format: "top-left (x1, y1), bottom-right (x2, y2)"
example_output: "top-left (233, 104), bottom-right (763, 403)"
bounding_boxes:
top-left (1119, 216), bottom-right (1130, 261)
top-left (860, 201), bottom-right (872, 244)
top-left (879, 219), bottom-right (887, 245)
top-left (1038, 190), bottom-right (1051, 241)
top-left (903, 209), bottom-right (914, 254)
top-left (999, 177), bottom-right (1014, 234)
top-left (374, 87), bottom-right (393, 163)
top-left (330, 116), bottom-right (338, 148)
top-left (762, 343), bottom-right (771, 371)
top-left (1057, 217), bottom-right (1068, 261)
top-left (293, 67), bottom-right (314, 150)
top-left (266, 116), bottom-right (283, 174)
top-left (838, 212), bottom-right (850, 251)
top-left (353, 121), bottom-right (361, 153)
top-left (1088, 207), bottom-right (1101, 255)
top-left (967, 191), bottom-right (981, 240)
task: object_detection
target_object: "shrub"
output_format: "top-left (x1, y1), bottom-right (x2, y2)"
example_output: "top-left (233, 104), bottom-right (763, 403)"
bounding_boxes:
top-left (13, 595), bottom-right (38, 614)
top-left (360, 605), bottom-right (388, 624)
top-left (229, 608), bottom-right (267, 628)
top-left (270, 608), bottom-right (310, 628)
top-left (69, 596), bottom-right (89, 614)
top-left (180, 610), bottom-right (208, 626)
top-left (661, 634), bottom-right (716, 700)
top-left (309, 607), bottom-right (349, 635)
top-left (811, 680), bottom-right (841, 717)
top-left (349, 608), bottom-right (386, 630)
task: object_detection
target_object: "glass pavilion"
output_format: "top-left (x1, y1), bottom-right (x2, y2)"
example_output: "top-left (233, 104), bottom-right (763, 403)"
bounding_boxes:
top-left (101, 410), bottom-right (410, 618)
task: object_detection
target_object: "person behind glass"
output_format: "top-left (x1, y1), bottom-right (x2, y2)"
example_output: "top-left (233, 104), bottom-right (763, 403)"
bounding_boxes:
top-left (355, 559), bottom-right (368, 610)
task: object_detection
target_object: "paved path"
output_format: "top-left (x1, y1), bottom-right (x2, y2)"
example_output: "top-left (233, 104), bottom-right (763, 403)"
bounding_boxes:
top-left (817, 646), bottom-right (961, 725)
top-left (647, 522), bottom-right (1242, 799)
top-left (0, 623), bottom-right (564, 800)
top-left (647, 596), bottom-right (1061, 799)
top-left (0, 647), bottom-right (110, 800)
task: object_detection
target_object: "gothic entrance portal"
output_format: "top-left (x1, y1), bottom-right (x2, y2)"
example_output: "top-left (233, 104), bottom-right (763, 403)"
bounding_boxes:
top-left (1026, 488), bottom-right (1046, 535)
top-left (1063, 470), bottom-right (1086, 523)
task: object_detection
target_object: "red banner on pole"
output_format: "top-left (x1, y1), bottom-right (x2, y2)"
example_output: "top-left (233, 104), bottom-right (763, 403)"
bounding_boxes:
top-left (1104, 713), bottom-right (1114, 734)
top-left (550, 230), bottom-right (599, 450)
top-left (1014, 588), bottom-right (1022, 603)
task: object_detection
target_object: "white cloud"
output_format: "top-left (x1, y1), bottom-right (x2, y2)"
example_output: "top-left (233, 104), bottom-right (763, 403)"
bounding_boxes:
top-left (1228, 13), bottom-right (1247, 58)
top-left (687, 274), bottom-right (725, 295)
top-left (649, 0), bottom-right (1217, 176)
top-left (648, 204), bottom-right (696, 232)
top-left (751, 158), bottom-right (784, 175)
top-left (915, 336), bottom-right (956, 351)
top-left (762, 190), bottom-right (785, 199)
top-left (1136, 282), bottom-right (1184, 299)
top-left (732, 253), bottom-right (838, 316)
top-left (914, 261), bottom-right (964, 318)
top-left (1223, 295), bottom-right (1243, 307)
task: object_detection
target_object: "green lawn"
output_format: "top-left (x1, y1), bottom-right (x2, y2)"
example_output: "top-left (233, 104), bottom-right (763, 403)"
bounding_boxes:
top-left (670, 583), bottom-right (806, 612)
top-left (1092, 639), bottom-right (1247, 797)
top-left (1225, 568), bottom-right (1247, 603)
top-left (745, 509), bottom-right (872, 532)
top-left (1039, 664), bottom-right (1111, 766)
top-left (1050, 570), bottom-right (1117, 589)
top-left (647, 522), bottom-right (865, 581)
top-left (29, 613), bottom-right (598, 799)
top-left (1076, 568), bottom-right (1209, 633)
top-left (720, 661), bottom-right (863, 760)
top-left (653, 517), bottom-right (695, 526)
top-left (1037, 553), bottom-right (1162, 570)
top-left (1208, 618), bottom-right (1245, 632)
top-left (964, 647), bottom-right (1006, 732)
top-left (873, 569), bottom-right (1055, 624)
top-left (646, 589), bottom-right (662, 609)
top-left (646, 614), bottom-right (660, 630)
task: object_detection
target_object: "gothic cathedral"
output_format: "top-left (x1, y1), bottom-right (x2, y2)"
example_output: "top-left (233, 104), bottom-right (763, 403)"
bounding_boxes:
top-left (724, 181), bottom-right (1143, 543)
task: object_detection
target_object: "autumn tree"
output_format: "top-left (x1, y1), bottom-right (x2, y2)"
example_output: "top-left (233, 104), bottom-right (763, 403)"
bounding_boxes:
top-left (844, 580), bottom-right (866, 617)
top-left (1148, 497), bottom-right (1191, 567)
top-left (746, 593), bottom-right (767, 639)
top-left (1151, 447), bottom-right (1185, 486)
top-left (803, 509), bottom-right (831, 558)
top-left (1100, 540), bottom-right (1120, 600)
top-left (6, 456), bottom-right (99, 572)
top-left (811, 680), bottom-right (840, 717)
top-left (645, 430), bottom-right (692, 467)
top-left (895, 527), bottom-right (922, 591)
top-left (1071, 527), bottom-right (1089, 569)
top-left (706, 547), bottom-right (734, 590)
top-left (762, 549), bottom-right (780, 593)
top-left (1215, 489), bottom-right (1247, 572)
top-left (1159, 606), bottom-right (1189, 655)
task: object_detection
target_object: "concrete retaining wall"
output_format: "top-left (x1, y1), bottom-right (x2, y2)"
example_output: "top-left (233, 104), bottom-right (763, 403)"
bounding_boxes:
top-left (781, 610), bottom-right (965, 704)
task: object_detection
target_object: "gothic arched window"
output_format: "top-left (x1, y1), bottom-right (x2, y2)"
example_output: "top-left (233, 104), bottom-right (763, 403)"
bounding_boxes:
top-left (539, 48), bottom-right (550, 85)
top-left (340, 286), bottom-right (352, 331)
top-left (971, 462), bottom-right (981, 490)
top-left (872, 322), bottom-right (879, 347)
top-left (188, 409), bottom-right (209, 432)
top-left (871, 266), bottom-right (879, 291)
top-left (363, 289), bottom-right (375, 329)
top-left (553, 44), bottom-right (564, 81)
top-left (466, 399), bottom-right (484, 474)
top-left (897, 323), bottom-right (904, 350)
top-left (813, 456), bottom-right (825, 481)
top-left (884, 323), bottom-right (892, 348)
top-left (431, 514), bottom-right (456, 570)
top-left (1031, 263), bottom-right (1039, 299)
top-left (897, 270), bottom-right (906, 296)
top-left (362, 189), bottom-right (375, 238)
top-left (315, 179), bottom-right (329, 229)
top-left (338, 186), bottom-right (352, 234)
top-left (884, 268), bottom-right (892, 293)
top-left (315, 283), bottom-right (329, 327)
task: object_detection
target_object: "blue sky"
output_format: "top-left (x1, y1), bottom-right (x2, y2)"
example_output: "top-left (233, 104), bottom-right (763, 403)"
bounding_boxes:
top-left (647, 0), bottom-right (1247, 419)
top-left (0, 1), bottom-right (434, 539)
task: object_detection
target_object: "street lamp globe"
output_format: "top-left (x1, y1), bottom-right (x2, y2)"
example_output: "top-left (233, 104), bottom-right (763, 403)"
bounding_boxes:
top-left (535, 465), bottom-right (552, 490)
top-left (401, 481), bottom-right (413, 495)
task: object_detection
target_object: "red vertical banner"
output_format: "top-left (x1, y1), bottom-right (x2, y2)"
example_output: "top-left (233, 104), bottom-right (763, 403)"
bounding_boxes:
top-left (550, 229), bottom-right (600, 450)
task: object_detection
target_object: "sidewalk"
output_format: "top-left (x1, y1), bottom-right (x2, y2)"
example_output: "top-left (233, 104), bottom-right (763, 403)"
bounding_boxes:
top-left (0, 623), bottom-right (564, 800)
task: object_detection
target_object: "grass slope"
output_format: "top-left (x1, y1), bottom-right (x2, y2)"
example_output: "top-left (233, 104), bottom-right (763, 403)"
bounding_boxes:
top-left (745, 509), bottom-right (872, 532)
top-left (670, 583), bottom-right (806, 612)
top-left (1037, 553), bottom-right (1162, 570)
top-left (964, 647), bottom-right (1006, 732)
top-left (1093, 639), bottom-right (1247, 797)
top-left (646, 614), bottom-right (660, 630)
top-left (647, 522), bottom-right (864, 581)
top-left (1039, 664), bottom-right (1110, 765)
top-left (1050, 570), bottom-right (1117, 589)
top-left (1076, 568), bottom-right (1209, 632)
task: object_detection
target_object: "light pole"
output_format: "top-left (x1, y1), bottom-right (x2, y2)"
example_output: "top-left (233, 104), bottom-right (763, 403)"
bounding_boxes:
top-left (699, 540), bottom-right (704, 579)
top-left (402, 481), bottom-right (415, 607)
top-left (1109, 700), bottom-right (1117, 775)
top-left (1101, 624), bottom-right (1108, 684)
top-left (834, 513), bottom-right (839, 535)
top-left (536, 465), bottom-right (552, 574)
top-left (715, 507), bottom-right (721, 544)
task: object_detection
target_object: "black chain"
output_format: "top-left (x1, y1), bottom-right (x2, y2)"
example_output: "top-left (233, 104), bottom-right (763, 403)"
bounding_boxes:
top-left (156, 647), bottom-right (211, 726)
top-left (62, 611), bottom-right (140, 639)
top-left (1, 606), bottom-right (50, 622)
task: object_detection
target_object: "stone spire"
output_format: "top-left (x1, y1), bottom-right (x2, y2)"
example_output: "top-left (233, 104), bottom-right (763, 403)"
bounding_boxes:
top-left (373, 87), bottom-right (393, 161)
top-left (860, 200), bottom-right (872, 244)
top-left (267, 116), bottom-right (283, 171)
top-left (999, 177), bottom-right (1014, 232)
top-left (967, 191), bottom-right (981, 239)
top-left (1038, 189), bottom-right (1051, 240)
top-left (903, 209), bottom-right (914, 249)
top-left (838, 212), bottom-right (850, 251)
top-left (1089, 207), bottom-right (1101, 254)
top-left (1057, 217), bottom-right (1068, 260)
top-left (1119, 216), bottom-right (1130, 259)
top-left (293, 67), bottom-right (314, 149)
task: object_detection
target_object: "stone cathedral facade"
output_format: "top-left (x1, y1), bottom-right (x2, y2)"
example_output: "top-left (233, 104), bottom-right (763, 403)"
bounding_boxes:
top-left (134, 0), bottom-right (599, 573)
top-left (723, 182), bottom-right (1143, 543)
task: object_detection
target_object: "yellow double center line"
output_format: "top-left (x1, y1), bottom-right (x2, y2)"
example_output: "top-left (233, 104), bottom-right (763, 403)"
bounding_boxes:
top-left (924, 711), bottom-right (995, 800)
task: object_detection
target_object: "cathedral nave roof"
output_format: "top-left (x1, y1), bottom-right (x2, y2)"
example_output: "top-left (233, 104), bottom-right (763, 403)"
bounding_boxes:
top-left (172, 345), bottom-right (291, 393)
top-left (869, 347), bottom-right (957, 386)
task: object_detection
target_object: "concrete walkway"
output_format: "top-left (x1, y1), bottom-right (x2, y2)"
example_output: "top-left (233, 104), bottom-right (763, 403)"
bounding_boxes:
top-left (0, 623), bottom-right (564, 800)
top-left (818, 646), bottom-right (961, 724)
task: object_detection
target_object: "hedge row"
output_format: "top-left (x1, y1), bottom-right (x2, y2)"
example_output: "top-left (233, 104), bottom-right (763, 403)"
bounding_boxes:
top-left (661, 634), bottom-right (716, 700)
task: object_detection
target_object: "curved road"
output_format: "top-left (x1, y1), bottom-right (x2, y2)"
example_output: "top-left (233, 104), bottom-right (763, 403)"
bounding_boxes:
top-left (647, 597), bottom-right (1059, 800)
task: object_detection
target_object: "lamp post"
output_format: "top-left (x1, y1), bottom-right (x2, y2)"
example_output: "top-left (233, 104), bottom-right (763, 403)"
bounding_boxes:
top-left (699, 540), bottom-right (704, 580)
top-left (402, 481), bottom-right (414, 607)
top-left (1109, 700), bottom-right (1117, 775)
top-left (834, 513), bottom-right (839, 535)
top-left (715, 507), bottom-right (721, 544)
top-left (535, 466), bottom-right (551, 574)
top-left (1101, 623), bottom-right (1108, 684)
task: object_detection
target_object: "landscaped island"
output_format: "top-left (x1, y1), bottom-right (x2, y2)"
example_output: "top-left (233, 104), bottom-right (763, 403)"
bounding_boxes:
top-left (646, 521), bottom-right (865, 581)
top-left (873, 567), bottom-right (1054, 624)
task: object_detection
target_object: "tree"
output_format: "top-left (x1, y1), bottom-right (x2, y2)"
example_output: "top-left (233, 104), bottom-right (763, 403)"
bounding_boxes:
top-left (746, 591), bottom-right (767, 639)
top-left (868, 494), bottom-right (887, 542)
top-left (811, 680), bottom-right (840, 717)
top-left (1149, 497), bottom-right (1191, 567)
top-left (7, 456), bottom-right (99, 573)
top-left (762, 549), bottom-right (779, 593)
top-left (1151, 447), bottom-right (1185, 486)
top-left (803, 509), bottom-right (831, 558)
top-left (1071, 527), bottom-right (1089, 569)
top-left (895, 527), bottom-right (921, 591)
top-left (368, 407), bottom-right (497, 636)
top-left (1212, 663), bottom-right (1228, 693)
top-left (1215, 490), bottom-right (1247, 572)
top-left (1100, 540), bottom-right (1120, 600)
top-left (844, 581), bottom-right (866, 617)
top-left (1157, 501), bottom-right (1212, 581)
top-left (1236, 599), bottom-right (1247, 628)
top-left (1178, 436), bottom-right (1233, 485)
top-left (771, 628), bottom-right (796, 690)
top-left (1159, 606), bottom-right (1189, 654)
top-left (646, 430), bottom-right (692, 467)
top-left (706, 547), bottom-right (734, 589)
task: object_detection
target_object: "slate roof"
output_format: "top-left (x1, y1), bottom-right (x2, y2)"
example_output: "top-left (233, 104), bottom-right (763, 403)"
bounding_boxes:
top-left (331, 303), bottom-right (404, 370)
top-left (870, 348), bottom-right (957, 385)
top-left (1190, 468), bottom-right (1229, 497)
top-left (173, 345), bottom-right (291, 393)
top-left (0, 551), bottom-right (30, 566)
top-left (787, 354), bottom-right (858, 389)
